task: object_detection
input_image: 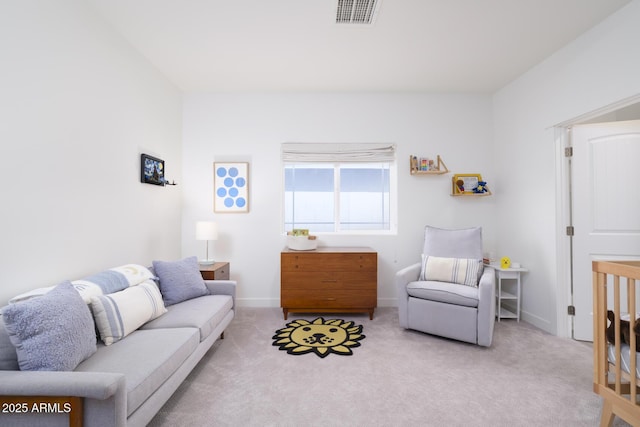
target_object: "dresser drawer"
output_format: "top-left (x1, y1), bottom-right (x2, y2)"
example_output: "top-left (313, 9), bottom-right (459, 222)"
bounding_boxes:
top-left (281, 289), bottom-right (376, 309)
top-left (281, 271), bottom-right (376, 290)
top-left (281, 252), bottom-right (376, 272)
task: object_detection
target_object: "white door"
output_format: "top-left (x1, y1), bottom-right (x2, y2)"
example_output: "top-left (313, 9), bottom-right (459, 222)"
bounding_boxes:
top-left (572, 120), bottom-right (640, 341)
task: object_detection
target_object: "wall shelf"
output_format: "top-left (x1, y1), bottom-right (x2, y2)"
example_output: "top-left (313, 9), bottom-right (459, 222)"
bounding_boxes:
top-left (451, 173), bottom-right (492, 196)
top-left (451, 190), bottom-right (492, 197)
top-left (409, 155), bottom-right (449, 175)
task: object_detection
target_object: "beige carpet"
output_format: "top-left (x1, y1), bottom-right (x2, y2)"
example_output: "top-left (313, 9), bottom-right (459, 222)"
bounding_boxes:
top-left (149, 307), bottom-right (630, 426)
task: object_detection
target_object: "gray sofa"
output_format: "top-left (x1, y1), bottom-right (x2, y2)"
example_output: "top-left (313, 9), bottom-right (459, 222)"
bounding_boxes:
top-left (0, 269), bottom-right (235, 427)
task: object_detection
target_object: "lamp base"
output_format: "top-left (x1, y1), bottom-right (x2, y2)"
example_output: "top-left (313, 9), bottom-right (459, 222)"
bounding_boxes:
top-left (199, 259), bottom-right (215, 265)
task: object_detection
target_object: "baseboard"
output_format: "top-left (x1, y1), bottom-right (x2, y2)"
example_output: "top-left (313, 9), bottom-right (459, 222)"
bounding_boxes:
top-left (520, 310), bottom-right (553, 335)
top-left (236, 298), bottom-right (280, 307)
top-left (377, 297), bottom-right (397, 307)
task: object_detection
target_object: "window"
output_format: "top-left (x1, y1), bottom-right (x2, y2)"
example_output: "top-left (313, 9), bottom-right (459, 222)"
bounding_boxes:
top-left (282, 143), bottom-right (396, 234)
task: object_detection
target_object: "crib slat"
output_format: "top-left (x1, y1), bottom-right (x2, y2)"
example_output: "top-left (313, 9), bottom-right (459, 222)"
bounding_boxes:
top-left (630, 277), bottom-right (637, 403)
top-left (594, 270), bottom-right (608, 388)
top-left (614, 275), bottom-right (623, 393)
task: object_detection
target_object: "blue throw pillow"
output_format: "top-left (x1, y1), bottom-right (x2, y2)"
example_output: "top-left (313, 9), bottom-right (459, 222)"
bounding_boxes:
top-left (152, 256), bottom-right (209, 306)
top-left (2, 281), bottom-right (97, 371)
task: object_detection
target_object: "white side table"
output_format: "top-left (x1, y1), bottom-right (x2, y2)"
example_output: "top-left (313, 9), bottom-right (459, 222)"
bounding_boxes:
top-left (489, 264), bottom-right (528, 322)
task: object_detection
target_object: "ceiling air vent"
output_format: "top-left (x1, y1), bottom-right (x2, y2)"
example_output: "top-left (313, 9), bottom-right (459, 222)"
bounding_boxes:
top-left (335, 0), bottom-right (381, 25)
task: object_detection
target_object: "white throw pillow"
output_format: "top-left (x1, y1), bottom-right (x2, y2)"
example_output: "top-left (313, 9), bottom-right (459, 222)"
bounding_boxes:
top-left (73, 264), bottom-right (156, 304)
top-left (109, 263), bottom-right (155, 286)
top-left (90, 280), bottom-right (167, 345)
top-left (419, 255), bottom-right (483, 287)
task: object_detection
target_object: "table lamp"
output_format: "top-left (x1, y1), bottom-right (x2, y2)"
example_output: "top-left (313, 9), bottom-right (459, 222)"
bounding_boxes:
top-left (196, 221), bottom-right (218, 265)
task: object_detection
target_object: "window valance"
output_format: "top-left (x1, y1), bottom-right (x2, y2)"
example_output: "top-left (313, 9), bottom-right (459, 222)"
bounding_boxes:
top-left (282, 142), bottom-right (396, 163)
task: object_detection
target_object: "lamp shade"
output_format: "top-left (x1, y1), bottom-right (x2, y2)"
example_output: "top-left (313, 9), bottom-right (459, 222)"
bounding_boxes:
top-left (196, 221), bottom-right (218, 241)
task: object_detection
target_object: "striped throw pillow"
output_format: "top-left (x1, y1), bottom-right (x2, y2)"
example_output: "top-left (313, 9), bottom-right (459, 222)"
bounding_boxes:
top-left (419, 255), bottom-right (483, 287)
top-left (90, 281), bottom-right (167, 345)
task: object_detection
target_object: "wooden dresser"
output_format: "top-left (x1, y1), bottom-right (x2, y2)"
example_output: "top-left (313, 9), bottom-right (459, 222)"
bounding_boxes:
top-left (280, 247), bottom-right (377, 320)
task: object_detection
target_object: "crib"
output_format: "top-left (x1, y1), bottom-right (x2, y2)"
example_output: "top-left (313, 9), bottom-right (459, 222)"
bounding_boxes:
top-left (593, 260), bottom-right (640, 426)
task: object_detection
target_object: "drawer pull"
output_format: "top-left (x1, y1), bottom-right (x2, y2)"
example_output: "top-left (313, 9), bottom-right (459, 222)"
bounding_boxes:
top-left (321, 279), bottom-right (338, 283)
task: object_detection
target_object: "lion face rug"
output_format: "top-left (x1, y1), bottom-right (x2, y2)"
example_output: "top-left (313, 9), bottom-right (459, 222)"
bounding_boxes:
top-left (272, 317), bottom-right (366, 358)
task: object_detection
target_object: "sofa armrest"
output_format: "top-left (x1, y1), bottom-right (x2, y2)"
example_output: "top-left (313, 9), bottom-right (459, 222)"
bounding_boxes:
top-left (0, 370), bottom-right (125, 400)
top-left (0, 371), bottom-right (127, 427)
top-left (395, 263), bottom-right (421, 328)
top-left (476, 266), bottom-right (496, 347)
top-left (205, 280), bottom-right (236, 308)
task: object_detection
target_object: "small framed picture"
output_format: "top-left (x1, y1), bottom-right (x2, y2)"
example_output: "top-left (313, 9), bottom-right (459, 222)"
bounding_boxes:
top-left (452, 173), bottom-right (483, 194)
top-left (214, 162), bottom-right (249, 213)
top-left (141, 154), bottom-right (165, 186)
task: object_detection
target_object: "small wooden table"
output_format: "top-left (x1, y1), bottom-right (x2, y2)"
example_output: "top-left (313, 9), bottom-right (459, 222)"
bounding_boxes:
top-left (199, 262), bottom-right (230, 280)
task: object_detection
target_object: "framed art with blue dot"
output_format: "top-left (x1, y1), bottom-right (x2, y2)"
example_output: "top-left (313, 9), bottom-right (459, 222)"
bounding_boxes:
top-left (214, 162), bottom-right (249, 213)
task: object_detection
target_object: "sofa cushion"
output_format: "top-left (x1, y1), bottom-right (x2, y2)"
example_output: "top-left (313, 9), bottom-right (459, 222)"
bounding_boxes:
top-left (141, 295), bottom-right (233, 342)
top-left (1, 281), bottom-right (97, 371)
top-left (75, 328), bottom-right (199, 417)
top-left (407, 280), bottom-right (479, 307)
top-left (419, 255), bottom-right (483, 287)
top-left (152, 256), bottom-right (209, 306)
top-left (90, 281), bottom-right (167, 345)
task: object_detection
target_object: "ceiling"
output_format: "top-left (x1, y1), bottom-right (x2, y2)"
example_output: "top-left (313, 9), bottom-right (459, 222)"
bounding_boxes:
top-left (86, 0), bottom-right (631, 93)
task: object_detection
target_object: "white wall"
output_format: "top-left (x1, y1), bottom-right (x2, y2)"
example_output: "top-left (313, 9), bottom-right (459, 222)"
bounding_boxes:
top-left (493, 0), bottom-right (640, 334)
top-left (0, 0), bottom-right (183, 305)
top-left (182, 93), bottom-right (496, 307)
top-left (6, 0), bottom-right (632, 337)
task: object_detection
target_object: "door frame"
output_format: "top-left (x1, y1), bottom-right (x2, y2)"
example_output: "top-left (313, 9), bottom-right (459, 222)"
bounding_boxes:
top-left (554, 94), bottom-right (640, 339)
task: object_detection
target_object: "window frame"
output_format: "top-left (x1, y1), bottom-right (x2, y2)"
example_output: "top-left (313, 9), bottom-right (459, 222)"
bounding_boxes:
top-left (282, 160), bottom-right (398, 236)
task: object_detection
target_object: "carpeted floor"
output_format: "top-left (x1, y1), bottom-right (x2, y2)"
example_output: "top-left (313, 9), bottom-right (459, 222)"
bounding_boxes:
top-left (148, 307), bottom-right (631, 426)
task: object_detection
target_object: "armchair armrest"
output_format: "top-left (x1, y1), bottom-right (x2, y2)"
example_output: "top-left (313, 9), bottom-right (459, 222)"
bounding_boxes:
top-left (396, 263), bottom-right (421, 285)
top-left (205, 280), bottom-right (236, 308)
top-left (476, 266), bottom-right (496, 347)
top-left (395, 262), bottom-right (421, 328)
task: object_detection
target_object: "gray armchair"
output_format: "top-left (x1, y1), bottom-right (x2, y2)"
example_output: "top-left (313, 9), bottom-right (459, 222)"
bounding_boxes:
top-left (396, 226), bottom-right (496, 347)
